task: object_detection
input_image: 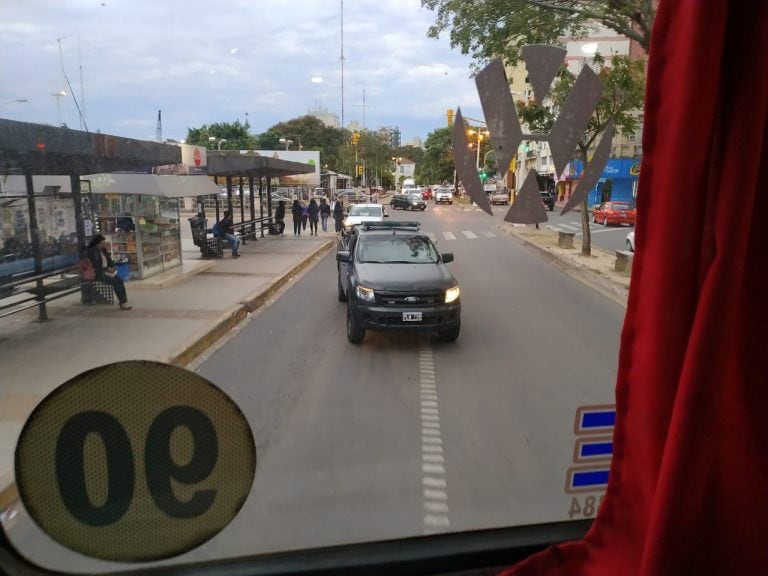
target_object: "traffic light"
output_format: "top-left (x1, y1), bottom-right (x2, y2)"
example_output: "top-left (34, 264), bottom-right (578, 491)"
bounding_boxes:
top-left (446, 108), bottom-right (454, 127)
top-left (352, 131), bottom-right (360, 144)
top-left (356, 164), bottom-right (363, 176)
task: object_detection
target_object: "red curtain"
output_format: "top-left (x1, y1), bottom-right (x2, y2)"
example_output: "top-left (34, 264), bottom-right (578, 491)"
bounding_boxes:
top-left (501, 1), bottom-right (768, 574)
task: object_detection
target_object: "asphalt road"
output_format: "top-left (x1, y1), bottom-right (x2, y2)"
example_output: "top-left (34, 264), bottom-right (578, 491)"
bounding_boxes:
top-left (183, 202), bottom-right (626, 561)
top-left (5, 202), bottom-right (627, 571)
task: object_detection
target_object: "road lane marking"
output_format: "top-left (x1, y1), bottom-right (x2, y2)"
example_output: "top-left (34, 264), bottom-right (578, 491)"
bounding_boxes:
top-left (423, 489), bottom-right (448, 500)
top-left (443, 232), bottom-right (456, 240)
top-left (462, 230), bottom-right (478, 239)
top-left (482, 231), bottom-right (496, 238)
top-left (424, 502), bottom-right (450, 513)
top-left (419, 344), bottom-right (450, 534)
top-left (423, 477), bottom-right (447, 488)
top-left (423, 454), bottom-right (445, 463)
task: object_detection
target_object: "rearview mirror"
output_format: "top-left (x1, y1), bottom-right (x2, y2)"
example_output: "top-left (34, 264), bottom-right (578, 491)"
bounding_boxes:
top-left (384, 213), bottom-right (389, 218)
top-left (441, 252), bottom-right (454, 263)
top-left (336, 251), bottom-right (352, 263)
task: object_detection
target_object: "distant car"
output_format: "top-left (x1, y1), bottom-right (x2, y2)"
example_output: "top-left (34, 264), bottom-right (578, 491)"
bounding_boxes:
top-left (336, 190), bottom-right (368, 205)
top-left (593, 201), bottom-right (636, 226)
top-left (434, 187), bottom-right (453, 204)
top-left (540, 190), bottom-right (555, 211)
top-left (626, 230), bottom-right (635, 252)
top-left (390, 192), bottom-right (426, 211)
top-left (342, 203), bottom-right (387, 232)
top-left (336, 221), bottom-right (461, 344)
top-left (490, 189), bottom-right (509, 205)
top-left (421, 187), bottom-right (433, 200)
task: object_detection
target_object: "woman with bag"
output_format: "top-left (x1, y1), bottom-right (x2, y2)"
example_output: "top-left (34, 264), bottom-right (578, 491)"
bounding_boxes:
top-left (86, 234), bottom-right (132, 310)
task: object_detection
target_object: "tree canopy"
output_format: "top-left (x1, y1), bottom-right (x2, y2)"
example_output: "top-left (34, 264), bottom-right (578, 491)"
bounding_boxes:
top-left (185, 120), bottom-right (257, 151)
top-left (517, 53), bottom-right (646, 255)
top-left (422, 0), bottom-right (656, 69)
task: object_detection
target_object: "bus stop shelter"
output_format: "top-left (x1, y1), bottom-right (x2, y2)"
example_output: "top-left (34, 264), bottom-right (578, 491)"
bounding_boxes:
top-left (206, 151), bottom-right (315, 232)
top-left (0, 119), bottom-right (180, 320)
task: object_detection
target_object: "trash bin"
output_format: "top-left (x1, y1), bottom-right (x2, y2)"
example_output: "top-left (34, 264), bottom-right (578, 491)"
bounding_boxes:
top-left (115, 262), bottom-right (130, 282)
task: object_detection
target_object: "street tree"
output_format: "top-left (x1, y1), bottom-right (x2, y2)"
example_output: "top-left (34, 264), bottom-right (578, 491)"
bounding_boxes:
top-left (257, 115), bottom-right (349, 173)
top-left (422, 0), bottom-right (656, 68)
top-left (418, 127), bottom-right (455, 185)
top-left (186, 120), bottom-right (257, 150)
top-left (517, 54), bottom-right (646, 256)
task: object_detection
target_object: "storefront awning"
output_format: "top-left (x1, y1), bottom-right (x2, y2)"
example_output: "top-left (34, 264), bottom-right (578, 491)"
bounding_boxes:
top-left (82, 173), bottom-right (221, 198)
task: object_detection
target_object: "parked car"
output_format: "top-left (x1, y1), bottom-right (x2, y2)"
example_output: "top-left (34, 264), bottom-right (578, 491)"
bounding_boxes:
top-left (336, 221), bottom-right (460, 343)
top-left (592, 201), bottom-right (636, 226)
top-left (490, 189), bottom-right (510, 205)
top-left (434, 187), bottom-right (453, 204)
top-left (342, 203), bottom-right (387, 232)
top-left (540, 190), bottom-right (555, 211)
top-left (390, 192), bottom-right (426, 211)
top-left (626, 230), bottom-right (635, 252)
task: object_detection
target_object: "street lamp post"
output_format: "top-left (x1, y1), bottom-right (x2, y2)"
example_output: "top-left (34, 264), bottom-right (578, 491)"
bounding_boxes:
top-left (208, 137), bottom-right (227, 150)
top-left (278, 137), bottom-right (293, 150)
top-left (466, 128), bottom-right (489, 170)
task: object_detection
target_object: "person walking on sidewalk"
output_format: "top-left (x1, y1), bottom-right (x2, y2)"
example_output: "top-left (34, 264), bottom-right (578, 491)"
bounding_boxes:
top-left (87, 234), bottom-right (132, 310)
top-left (301, 202), bottom-right (309, 232)
top-left (215, 210), bottom-right (240, 258)
top-left (319, 198), bottom-right (331, 232)
top-left (333, 199), bottom-right (344, 233)
top-left (291, 199), bottom-right (303, 235)
top-left (307, 198), bottom-right (320, 235)
top-left (275, 200), bottom-right (286, 235)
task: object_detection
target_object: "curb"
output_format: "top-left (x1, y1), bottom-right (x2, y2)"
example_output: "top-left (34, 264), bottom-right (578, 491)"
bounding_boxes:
top-left (497, 224), bottom-right (629, 309)
top-left (169, 240), bottom-right (334, 367)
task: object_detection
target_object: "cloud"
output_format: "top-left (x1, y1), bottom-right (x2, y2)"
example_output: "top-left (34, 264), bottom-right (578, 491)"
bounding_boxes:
top-left (1, 1), bottom-right (484, 141)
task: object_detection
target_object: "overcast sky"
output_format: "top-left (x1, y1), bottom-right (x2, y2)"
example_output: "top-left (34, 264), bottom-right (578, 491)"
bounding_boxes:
top-left (0, 0), bottom-right (485, 144)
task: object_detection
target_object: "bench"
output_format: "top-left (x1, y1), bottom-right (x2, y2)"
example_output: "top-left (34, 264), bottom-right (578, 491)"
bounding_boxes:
top-left (189, 218), bottom-right (224, 259)
top-left (230, 216), bottom-right (272, 243)
top-left (558, 231), bottom-right (576, 249)
top-left (615, 249), bottom-right (634, 274)
top-left (0, 265), bottom-right (112, 320)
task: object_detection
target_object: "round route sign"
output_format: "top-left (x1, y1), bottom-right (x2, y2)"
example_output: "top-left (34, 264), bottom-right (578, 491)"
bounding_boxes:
top-left (14, 361), bottom-right (256, 562)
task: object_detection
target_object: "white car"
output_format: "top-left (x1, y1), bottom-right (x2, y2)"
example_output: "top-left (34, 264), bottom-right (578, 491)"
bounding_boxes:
top-left (342, 204), bottom-right (387, 231)
top-left (626, 230), bottom-right (635, 252)
top-left (435, 187), bottom-right (453, 204)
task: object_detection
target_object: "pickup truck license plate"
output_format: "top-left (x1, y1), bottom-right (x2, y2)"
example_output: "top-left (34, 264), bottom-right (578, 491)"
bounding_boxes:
top-left (402, 312), bottom-right (422, 322)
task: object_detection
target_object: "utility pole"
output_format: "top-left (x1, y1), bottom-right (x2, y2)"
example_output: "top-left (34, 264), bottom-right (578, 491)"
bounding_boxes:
top-left (156, 110), bottom-right (163, 142)
top-left (340, 0), bottom-right (345, 128)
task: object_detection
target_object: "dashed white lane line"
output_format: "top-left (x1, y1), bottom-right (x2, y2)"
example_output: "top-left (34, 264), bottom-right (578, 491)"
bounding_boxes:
top-left (482, 231), bottom-right (496, 238)
top-left (443, 231), bottom-right (456, 240)
top-left (462, 230), bottom-right (478, 239)
top-left (419, 344), bottom-right (450, 534)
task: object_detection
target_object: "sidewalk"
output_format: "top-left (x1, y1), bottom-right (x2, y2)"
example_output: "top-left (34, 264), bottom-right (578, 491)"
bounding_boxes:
top-left (0, 223), bottom-right (335, 492)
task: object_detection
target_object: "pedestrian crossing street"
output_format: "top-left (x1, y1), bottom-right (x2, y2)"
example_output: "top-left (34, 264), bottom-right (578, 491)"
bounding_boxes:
top-left (426, 230), bottom-right (497, 241)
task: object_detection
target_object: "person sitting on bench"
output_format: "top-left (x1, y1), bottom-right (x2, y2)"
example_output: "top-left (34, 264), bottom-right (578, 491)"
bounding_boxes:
top-left (214, 211), bottom-right (240, 258)
top-left (87, 234), bottom-right (132, 310)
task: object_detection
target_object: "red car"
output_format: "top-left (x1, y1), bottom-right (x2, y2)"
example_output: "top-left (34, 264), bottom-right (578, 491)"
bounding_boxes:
top-left (592, 201), bottom-right (636, 226)
top-left (421, 187), bottom-right (433, 200)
